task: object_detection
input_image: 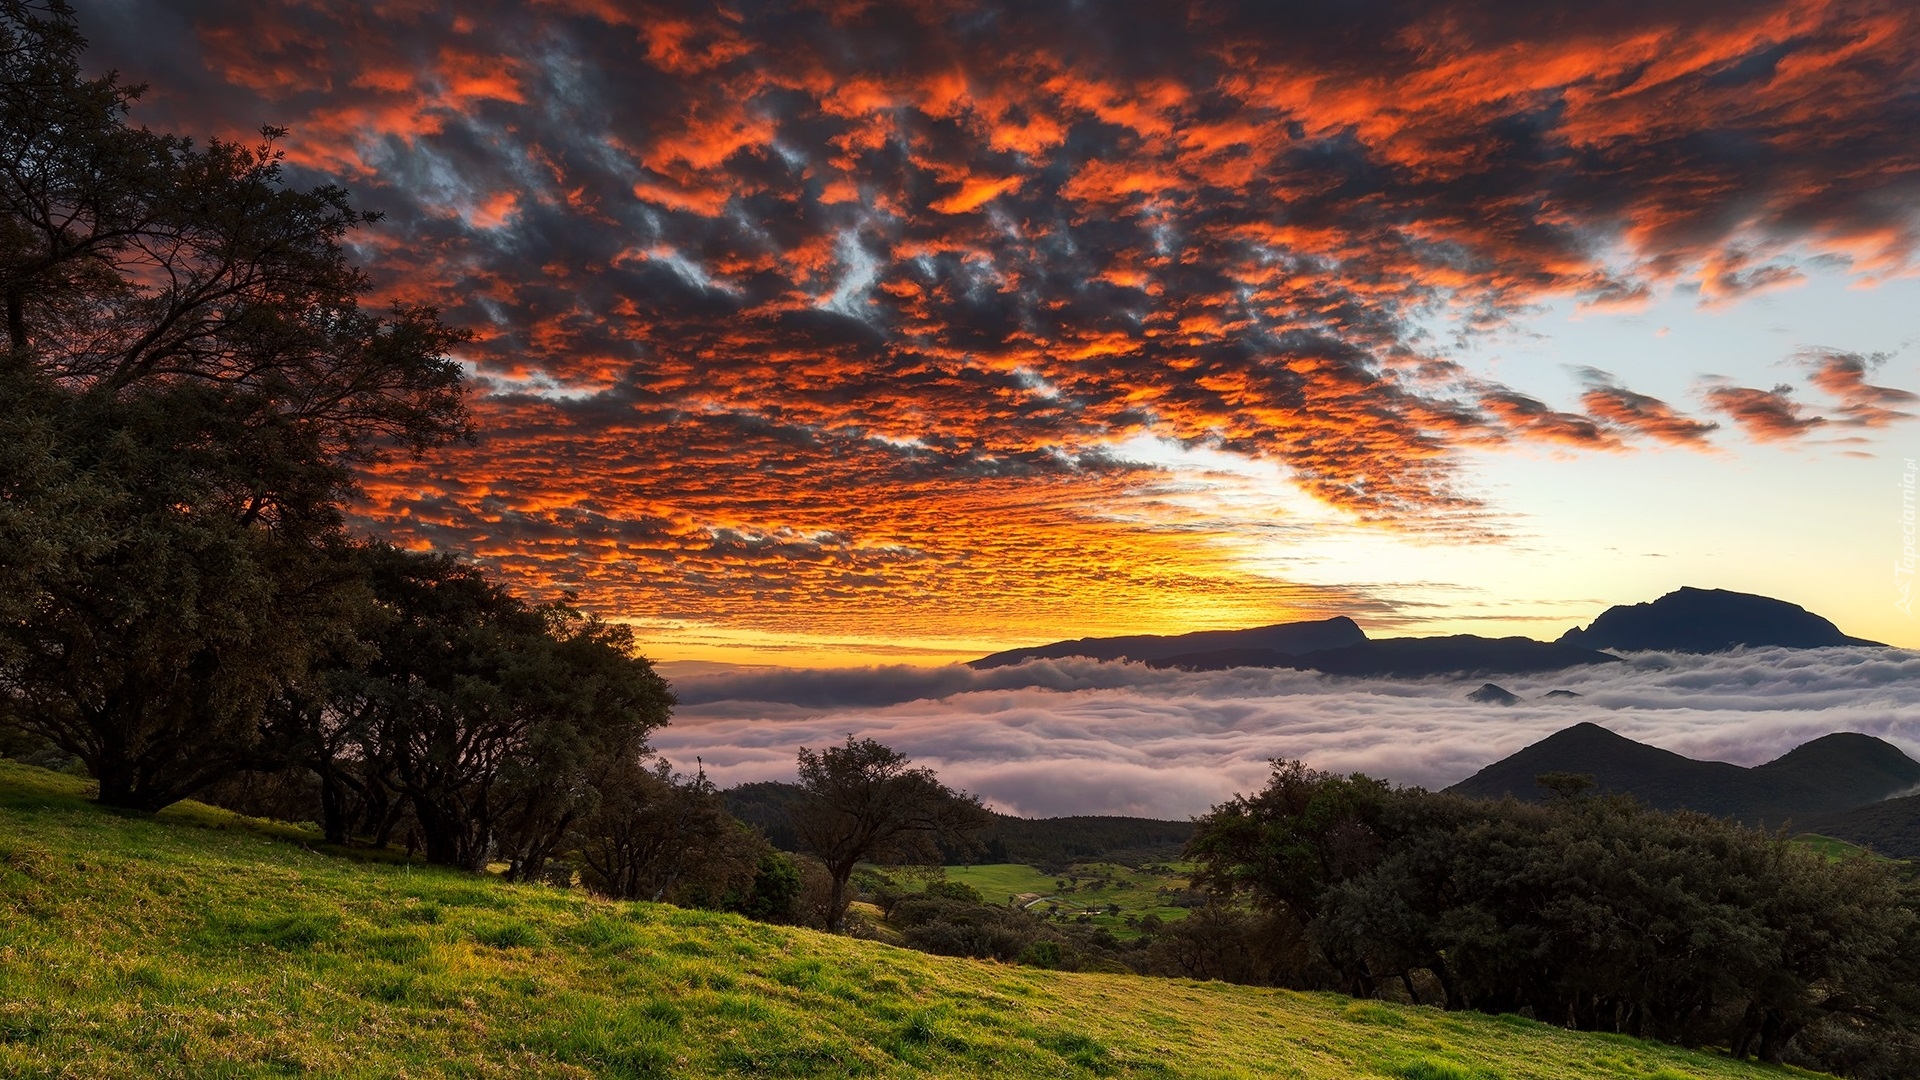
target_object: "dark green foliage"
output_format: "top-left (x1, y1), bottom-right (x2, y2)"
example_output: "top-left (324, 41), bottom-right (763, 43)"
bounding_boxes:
top-left (1187, 760), bottom-right (1394, 928)
top-left (922, 879), bottom-right (983, 904)
top-left (1187, 760), bottom-right (1920, 1078)
top-left (1805, 794), bottom-right (1920, 859)
top-left (276, 545), bottom-right (675, 875)
top-left (721, 781), bottom-right (806, 851)
top-left (723, 851), bottom-right (804, 923)
top-left (0, 0), bottom-right (468, 811)
top-left (891, 894), bottom-right (1041, 962)
top-left (966, 813), bottom-right (1194, 867)
top-left (1019, 940), bottom-right (1065, 969)
top-left (573, 757), bottom-right (764, 904)
top-left (867, 871), bottom-right (1139, 973)
top-left (0, 366), bottom-right (369, 809)
top-left (791, 737), bottom-right (990, 931)
top-left (1141, 902), bottom-right (1321, 986)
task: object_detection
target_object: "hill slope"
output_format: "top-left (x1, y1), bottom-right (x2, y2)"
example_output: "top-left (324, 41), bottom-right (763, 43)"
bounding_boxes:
top-left (1447, 723), bottom-right (1920, 825)
top-left (1804, 794), bottom-right (1920, 859)
top-left (0, 761), bottom-right (1796, 1079)
top-left (1559, 586), bottom-right (1883, 651)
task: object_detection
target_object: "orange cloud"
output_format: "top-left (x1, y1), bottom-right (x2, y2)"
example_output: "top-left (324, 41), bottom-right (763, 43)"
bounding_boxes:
top-left (1578, 370), bottom-right (1719, 447)
top-left (1700, 382), bottom-right (1826, 442)
top-left (93, 0), bottom-right (1920, 646)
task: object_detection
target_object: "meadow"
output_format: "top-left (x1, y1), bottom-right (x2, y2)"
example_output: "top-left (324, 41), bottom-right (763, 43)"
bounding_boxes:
top-left (942, 862), bottom-right (1196, 938)
top-left (0, 760), bottom-right (1827, 1079)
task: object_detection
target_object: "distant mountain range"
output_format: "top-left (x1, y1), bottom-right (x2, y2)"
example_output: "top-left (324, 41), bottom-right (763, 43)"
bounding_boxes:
top-left (1558, 586), bottom-right (1883, 651)
top-left (969, 616), bottom-right (1364, 669)
top-left (1155, 636), bottom-right (1620, 678)
top-left (969, 586), bottom-right (1885, 676)
top-left (1446, 722), bottom-right (1920, 829)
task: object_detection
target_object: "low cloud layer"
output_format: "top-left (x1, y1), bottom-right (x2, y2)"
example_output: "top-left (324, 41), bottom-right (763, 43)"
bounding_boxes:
top-left (655, 647), bottom-right (1920, 819)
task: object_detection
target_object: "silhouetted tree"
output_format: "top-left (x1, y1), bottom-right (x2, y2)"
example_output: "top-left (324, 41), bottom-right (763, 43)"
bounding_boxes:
top-left (0, 1), bottom-right (468, 809)
top-left (0, 370), bottom-right (372, 808)
top-left (1186, 759), bottom-right (1396, 994)
top-left (790, 736), bottom-right (988, 932)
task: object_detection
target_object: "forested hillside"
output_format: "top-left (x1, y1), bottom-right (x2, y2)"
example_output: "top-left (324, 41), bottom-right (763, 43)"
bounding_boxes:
top-left (722, 781), bottom-right (1192, 866)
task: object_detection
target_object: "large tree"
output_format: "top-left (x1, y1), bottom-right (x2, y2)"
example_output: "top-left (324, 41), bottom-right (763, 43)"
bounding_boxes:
top-left (0, 1), bottom-right (469, 808)
top-left (0, 368), bottom-right (375, 808)
top-left (1, 3), bottom-right (467, 446)
top-left (790, 736), bottom-right (988, 932)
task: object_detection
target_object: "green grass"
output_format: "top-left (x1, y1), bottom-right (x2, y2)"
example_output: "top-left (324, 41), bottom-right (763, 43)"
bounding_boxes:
top-left (1790, 833), bottom-right (1887, 862)
top-left (0, 759), bottom-right (1822, 1078)
top-left (943, 862), bottom-right (1196, 938)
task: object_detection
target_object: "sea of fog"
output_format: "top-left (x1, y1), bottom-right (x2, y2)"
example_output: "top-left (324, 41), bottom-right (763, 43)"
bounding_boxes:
top-left (650, 646), bottom-right (1920, 819)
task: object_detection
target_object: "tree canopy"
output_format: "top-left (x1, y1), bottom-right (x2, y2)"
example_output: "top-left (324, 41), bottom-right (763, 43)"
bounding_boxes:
top-left (792, 736), bottom-right (989, 931)
top-left (1185, 760), bottom-right (1920, 1076)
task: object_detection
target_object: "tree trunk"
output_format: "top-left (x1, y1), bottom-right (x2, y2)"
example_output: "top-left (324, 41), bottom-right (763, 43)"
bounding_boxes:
top-left (93, 767), bottom-right (143, 810)
top-left (1431, 958), bottom-right (1462, 1011)
top-left (7, 288), bottom-right (26, 353)
top-left (826, 863), bottom-right (852, 932)
top-left (416, 806), bottom-right (478, 871)
top-left (319, 772), bottom-right (348, 844)
top-left (90, 757), bottom-right (170, 811)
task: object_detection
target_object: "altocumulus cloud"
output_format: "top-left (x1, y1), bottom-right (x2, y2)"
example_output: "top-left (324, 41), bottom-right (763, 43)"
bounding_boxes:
top-left (654, 648), bottom-right (1920, 818)
top-left (82, 0), bottom-right (1920, 645)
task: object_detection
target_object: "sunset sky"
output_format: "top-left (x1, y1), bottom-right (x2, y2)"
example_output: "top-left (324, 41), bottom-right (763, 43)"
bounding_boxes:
top-left (89, 0), bottom-right (1920, 665)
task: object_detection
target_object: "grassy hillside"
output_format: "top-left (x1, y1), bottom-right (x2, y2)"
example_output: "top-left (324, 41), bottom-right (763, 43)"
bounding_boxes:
top-left (0, 761), bottom-right (1819, 1080)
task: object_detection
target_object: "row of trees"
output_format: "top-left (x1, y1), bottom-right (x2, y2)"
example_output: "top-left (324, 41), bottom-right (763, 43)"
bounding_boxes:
top-left (1183, 762), bottom-right (1920, 1078)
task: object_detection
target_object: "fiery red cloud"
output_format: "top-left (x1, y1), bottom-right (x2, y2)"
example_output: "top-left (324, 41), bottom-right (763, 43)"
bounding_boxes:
top-left (86, 0), bottom-right (1920, 645)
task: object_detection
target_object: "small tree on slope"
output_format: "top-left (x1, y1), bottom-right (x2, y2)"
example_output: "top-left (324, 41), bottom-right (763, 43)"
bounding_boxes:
top-left (791, 736), bottom-right (988, 932)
